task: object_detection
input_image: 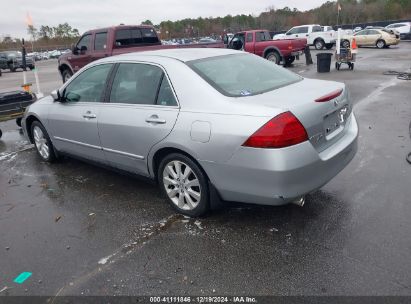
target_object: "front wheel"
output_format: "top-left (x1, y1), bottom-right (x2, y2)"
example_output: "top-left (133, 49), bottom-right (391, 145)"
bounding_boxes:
top-left (62, 69), bottom-right (73, 83)
top-left (158, 153), bottom-right (209, 217)
top-left (265, 51), bottom-right (281, 64)
top-left (31, 121), bottom-right (56, 162)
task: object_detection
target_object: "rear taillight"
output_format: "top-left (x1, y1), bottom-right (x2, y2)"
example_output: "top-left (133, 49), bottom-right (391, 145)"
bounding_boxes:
top-left (243, 112), bottom-right (308, 149)
top-left (315, 89), bottom-right (343, 102)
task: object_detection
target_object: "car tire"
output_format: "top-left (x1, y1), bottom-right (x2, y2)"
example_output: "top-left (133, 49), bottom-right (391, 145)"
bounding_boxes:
top-left (31, 121), bottom-right (57, 162)
top-left (158, 153), bottom-right (210, 217)
top-left (376, 39), bottom-right (386, 49)
top-left (341, 40), bottom-right (350, 48)
top-left (314, 39), bottom-right (325, 50)
top-left (285, 56), bottom-right (295, 66)
top-left (62, 69), bottom-right (73, 83)
top-left (265, 51), bottom-right (281, 64)
top-left (16, 117), bottom-right (22, 127)
top-left (325, 44), bottom-right (334, 50)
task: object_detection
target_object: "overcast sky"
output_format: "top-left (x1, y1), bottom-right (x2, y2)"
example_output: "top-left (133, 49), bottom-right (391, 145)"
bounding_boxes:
top-left (1, 0), bottom-right (329, 38)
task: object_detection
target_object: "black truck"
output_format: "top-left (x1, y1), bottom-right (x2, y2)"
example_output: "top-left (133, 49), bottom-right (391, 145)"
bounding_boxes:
top-left (0, 51), bottom-right (35, 72)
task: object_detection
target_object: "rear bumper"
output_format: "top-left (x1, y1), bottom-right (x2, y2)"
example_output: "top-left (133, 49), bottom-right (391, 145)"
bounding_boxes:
top-left (201, 114), bottom-right (358, 206)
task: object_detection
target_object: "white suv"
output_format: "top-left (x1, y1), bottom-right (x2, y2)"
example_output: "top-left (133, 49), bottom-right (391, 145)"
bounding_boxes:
top-left (385, 22), bottom-right (411, 40)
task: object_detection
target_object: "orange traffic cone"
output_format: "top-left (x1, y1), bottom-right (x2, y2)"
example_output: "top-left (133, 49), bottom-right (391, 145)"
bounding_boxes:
top-left (351, 38), bottom-right (357, 50)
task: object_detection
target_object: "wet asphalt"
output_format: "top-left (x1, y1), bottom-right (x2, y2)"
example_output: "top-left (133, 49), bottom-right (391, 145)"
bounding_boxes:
top-left (0, 44), bottom-right (411, 297)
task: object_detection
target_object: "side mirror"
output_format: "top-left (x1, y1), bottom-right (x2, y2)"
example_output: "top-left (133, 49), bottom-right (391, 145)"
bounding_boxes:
top-left (72, 44), bottom-right (79, 55)
top-left (51, 89), bottom-right (59, 101)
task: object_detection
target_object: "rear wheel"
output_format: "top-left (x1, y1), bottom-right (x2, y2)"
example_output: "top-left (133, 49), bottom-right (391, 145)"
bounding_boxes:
top-left (325, 43), bottom-right (334, 50)
top-left (158, 153), bottom-right (209, 217)
top-left (31, 121), bottom-right (56, 162)
top-left (314, 39), bottom-right (325, 50)
top-left (265, 51), bottom-right (281, 64)
top-left (376, 39), bottom-right (386, 49)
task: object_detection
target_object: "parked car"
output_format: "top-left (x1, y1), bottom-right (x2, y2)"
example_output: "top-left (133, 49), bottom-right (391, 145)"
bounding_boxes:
top-left (22, 48), bottom-right (358, 216)
top-left (226, 30), bottom-right (307, 65)
top-left (345, 28), bottom-right (400, 48)
top-left (273, 24), bottom-right (336, 50)
top-left (0, 51), bottom-right (35, 72)
top-left (353, 27), bottom-right (363, 32)
top-left (49, 50), bottom-right (62, 59)
top-left (58, 25), bottom-right (225, 83)
top-left (385, 22), bottom-right (411, 40)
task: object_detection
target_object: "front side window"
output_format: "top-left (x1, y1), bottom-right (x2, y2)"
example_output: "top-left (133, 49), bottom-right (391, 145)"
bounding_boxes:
top-left (287, 28), bottom-right (298, 35)
top-left (109, 63), bottom-right (164, 105)
top-left (77, 34), bottom-right (91, 51)
top-left (63, 64), bottom-right (112, 102)
top-left (94, 32), bottom-right (108, 50)
top-left (246, 33), bottom-right (253, 42)
top-left (297, 27), bottom-right (309, 34)
top-left (187, 54), bottom-right (302, 97)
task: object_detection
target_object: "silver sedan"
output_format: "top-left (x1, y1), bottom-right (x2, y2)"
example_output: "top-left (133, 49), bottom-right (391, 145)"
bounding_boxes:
top-left (22, 49), bottom-right (358, 216)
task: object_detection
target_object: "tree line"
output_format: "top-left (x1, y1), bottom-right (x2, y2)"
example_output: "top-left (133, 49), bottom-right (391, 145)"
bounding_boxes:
top-left (155, 0), bottom-right (411, 38)
top-left (1, 0), bottom-right (410, 50)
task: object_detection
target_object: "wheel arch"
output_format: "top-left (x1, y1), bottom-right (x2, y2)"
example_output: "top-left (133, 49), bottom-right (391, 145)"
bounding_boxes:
top-left (263, 47), bottom-right (282, 59)
top-left (149, 145), bottom-right (208, 182)
top-left (58, 63), bottom-right (73, 77)
top-left (25, 114), bottom-right (43, 144)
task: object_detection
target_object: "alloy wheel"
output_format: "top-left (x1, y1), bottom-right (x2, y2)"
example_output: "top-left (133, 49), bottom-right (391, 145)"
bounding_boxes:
top-left (33, 126), bottom-right (50, 159)
top-left (162, 160), bottom-right (201, 211)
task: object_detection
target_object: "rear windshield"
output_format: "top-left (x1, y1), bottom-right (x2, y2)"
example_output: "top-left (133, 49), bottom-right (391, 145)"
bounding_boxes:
top-left (187, 54), bottom-right (302, 97)
top-left (115, 28), bottom-right (159, 47)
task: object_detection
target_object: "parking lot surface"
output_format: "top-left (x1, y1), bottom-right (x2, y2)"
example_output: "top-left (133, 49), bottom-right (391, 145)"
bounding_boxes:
top-left (1, 44), bottom-right (411, 297)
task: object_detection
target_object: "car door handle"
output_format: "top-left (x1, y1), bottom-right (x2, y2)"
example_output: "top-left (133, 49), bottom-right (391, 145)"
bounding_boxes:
top-left (145, 115), bottom-right (166, 124)
top-left (83, 112), bottom-right (96, 119)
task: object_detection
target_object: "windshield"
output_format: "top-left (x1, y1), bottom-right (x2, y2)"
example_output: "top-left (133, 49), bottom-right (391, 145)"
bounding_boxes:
top-left (187, 54), bottom-right (302, 97)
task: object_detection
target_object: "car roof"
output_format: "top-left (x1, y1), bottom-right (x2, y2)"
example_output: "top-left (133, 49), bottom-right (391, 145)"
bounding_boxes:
top-left (115, 48), bottom-right (241, 63)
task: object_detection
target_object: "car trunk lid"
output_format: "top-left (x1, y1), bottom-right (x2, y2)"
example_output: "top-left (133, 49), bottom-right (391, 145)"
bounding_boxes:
top-left (235, 78), bottom-right (352, 152)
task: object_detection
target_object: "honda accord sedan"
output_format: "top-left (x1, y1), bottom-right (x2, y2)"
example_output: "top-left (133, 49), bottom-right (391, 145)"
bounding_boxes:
top-left (22, 48), bottom-right (358, 216)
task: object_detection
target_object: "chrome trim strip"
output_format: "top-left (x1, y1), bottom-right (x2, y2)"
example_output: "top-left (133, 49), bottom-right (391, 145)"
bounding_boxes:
top-left (54, 136), bottom-right (101, 150)
top-left (102, 147), bottom-right (145, 160)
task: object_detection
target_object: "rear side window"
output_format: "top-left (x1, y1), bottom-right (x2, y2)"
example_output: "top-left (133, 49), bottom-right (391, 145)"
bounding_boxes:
top-left (187, 54), bottom-right (302, 97)
top-left (109, 63), bottom-right (163, 105)
top-left (94, 32), bottom-right (108, 50)
top-left (255, 32), bottom-right (270, 42)
top-left (312, 26), bottom-right (323, 32)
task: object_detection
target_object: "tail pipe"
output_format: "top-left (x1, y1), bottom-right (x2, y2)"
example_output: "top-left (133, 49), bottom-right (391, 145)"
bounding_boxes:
top-left (292, 196), bottom-right (305, 207)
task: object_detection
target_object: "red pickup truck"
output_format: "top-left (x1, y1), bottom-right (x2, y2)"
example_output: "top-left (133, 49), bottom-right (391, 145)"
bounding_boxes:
top-left (58, 25), bottom-right (224, 82)
top-left (58, 26), bottom-right (306, 82)
top-left (225, 30), bottom-right (307, 65)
